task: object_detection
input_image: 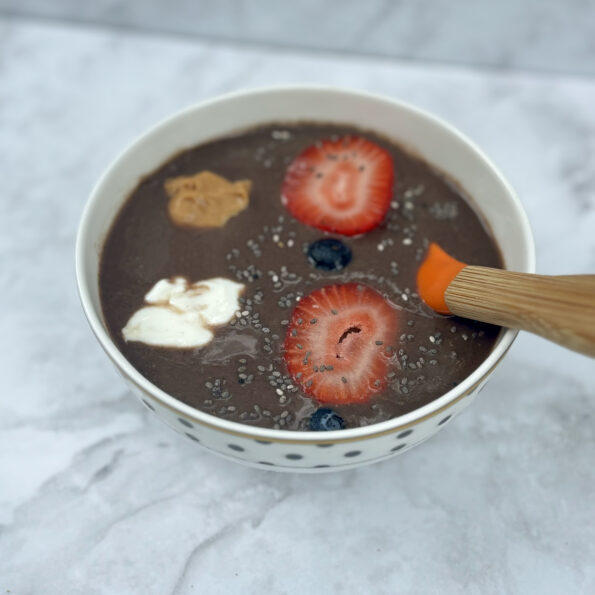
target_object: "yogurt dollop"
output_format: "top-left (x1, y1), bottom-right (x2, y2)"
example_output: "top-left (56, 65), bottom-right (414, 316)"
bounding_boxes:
top-left (122, 277), bottom-right (245, 348)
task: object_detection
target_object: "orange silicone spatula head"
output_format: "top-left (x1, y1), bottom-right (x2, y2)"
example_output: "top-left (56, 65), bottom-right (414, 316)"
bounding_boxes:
top-left (416, 242), bottom-right (466, 314)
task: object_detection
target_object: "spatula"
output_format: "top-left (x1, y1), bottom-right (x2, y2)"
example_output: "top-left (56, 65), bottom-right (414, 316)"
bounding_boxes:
top-left (417, 243), bottom-right (595, 358)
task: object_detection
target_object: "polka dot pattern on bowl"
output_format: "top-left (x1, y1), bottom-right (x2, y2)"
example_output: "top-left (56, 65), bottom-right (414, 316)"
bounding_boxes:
top-left (138, 374), bottom-right (478, 471)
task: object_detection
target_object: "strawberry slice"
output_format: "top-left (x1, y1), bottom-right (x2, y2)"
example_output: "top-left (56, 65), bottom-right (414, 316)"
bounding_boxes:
top-left (283, 283), bottom-right (399, 405)
top-left (281, 136), bottom-right (394, 236)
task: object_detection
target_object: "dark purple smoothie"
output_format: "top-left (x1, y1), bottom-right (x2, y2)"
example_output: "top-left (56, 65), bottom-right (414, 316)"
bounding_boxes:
top-left (99, 122), bottom-right (502, 430)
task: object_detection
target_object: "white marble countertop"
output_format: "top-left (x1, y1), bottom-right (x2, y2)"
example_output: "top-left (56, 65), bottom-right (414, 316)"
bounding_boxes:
top-left (1, 17), bottom-right (594, 594)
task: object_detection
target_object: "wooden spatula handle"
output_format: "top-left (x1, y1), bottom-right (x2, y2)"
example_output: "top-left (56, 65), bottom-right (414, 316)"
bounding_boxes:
top-left (445, 267), bottom-right (595, 357)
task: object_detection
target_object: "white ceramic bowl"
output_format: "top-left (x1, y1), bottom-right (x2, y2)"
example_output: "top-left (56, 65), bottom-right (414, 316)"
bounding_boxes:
top-left (76, 86), bottom-right (535, 472)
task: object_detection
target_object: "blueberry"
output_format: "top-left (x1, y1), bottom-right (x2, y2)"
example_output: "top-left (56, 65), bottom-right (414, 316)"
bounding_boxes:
top-left (307, 238), bottom-right (352, 271)
top-left (309, 408), bottom-right (346, 431)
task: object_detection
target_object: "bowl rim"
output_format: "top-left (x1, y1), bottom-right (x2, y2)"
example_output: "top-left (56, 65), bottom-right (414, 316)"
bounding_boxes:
top-left (75, 84), bottom-right (536, 444)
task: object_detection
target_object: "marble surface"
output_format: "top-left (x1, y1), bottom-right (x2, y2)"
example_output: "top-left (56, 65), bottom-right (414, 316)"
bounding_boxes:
top-left (1, 17), bottom-right (594, 594)
top-left (2, 0), bottom-right (595, 76)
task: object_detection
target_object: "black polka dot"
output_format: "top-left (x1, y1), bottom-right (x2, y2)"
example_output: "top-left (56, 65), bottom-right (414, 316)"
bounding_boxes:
top-left (438, 415), bottom-right (452, 426)
top-left (314, 464), bottom-right (330, 468)
top-left (178, 417), bottom-right (193, 428)
top-left (258, 461), bottom-right (274, 466)
top-left (344, 450), bottom-right (361, 458)
top-left (142, 399), bottom-right (155, 411)
top-left (391, 444), bottom-right (406, 452)
top-left (397, 429), bottom-right (413, 439)
top-left (316, 443), bottom-right (333, 448)
top-left (285, 453), bottom-right (303, 460)
top-left (228, 444), bottom-right (244, 452)
top-left (255, 440), bottom-right (272, 445)
top-left (185, 433), bottom-right (200, 442)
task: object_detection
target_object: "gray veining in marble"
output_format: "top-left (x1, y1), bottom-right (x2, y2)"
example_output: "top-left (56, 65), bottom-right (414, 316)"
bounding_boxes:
top-left (2, 0), bottom-right (595, 76)
top-left (1, 18), bottom-right (594, 594)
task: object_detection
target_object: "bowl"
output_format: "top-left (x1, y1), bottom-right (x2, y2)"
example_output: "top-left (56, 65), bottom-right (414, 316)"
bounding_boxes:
top-left (75, 85), bottom-right (535, 472)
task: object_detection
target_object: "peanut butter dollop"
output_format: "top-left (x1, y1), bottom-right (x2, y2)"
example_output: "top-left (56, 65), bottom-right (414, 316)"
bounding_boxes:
top-left (165, 170), bottom-right (251, 228)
